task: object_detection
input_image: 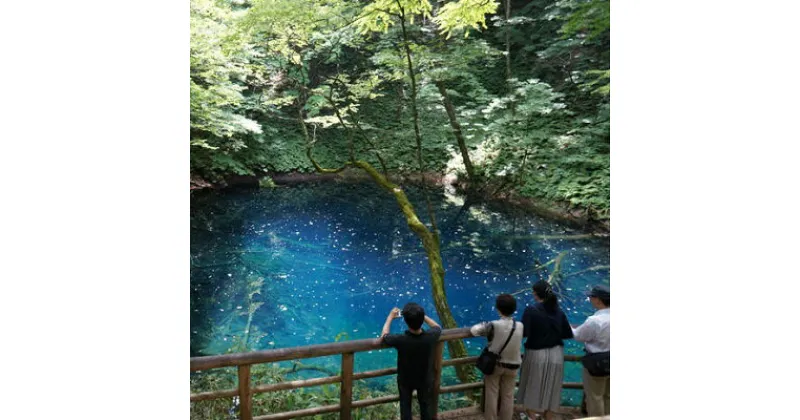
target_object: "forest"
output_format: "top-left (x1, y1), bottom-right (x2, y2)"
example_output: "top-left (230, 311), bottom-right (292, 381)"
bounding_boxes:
top-left (190, 0), bottom-right (610, 222)
top-left (190, 1), bottom-right (609, 417)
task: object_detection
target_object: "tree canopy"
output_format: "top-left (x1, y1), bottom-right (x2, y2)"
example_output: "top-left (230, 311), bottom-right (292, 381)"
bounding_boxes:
top-left (190, 0), bottom-right (610, 220)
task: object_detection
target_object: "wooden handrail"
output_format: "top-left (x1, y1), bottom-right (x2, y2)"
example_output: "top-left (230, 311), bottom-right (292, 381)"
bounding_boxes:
top-left (190, 387), bottom-right (239, 402)
top-left (190, 327), bottom-right (588, 420)
top-left (351, 394), bottom-right (400, 408)
top-left (252, 375), bottom-right (341, 394)
top-left (191, 327), bottom-right (473, 372)
top-left (253, 404), bottom-right (340, 420)
top-left (439, 380), bottom-right (583, 395)
top-left (352, 367), bottom-right (397, 380)
top-left (190, 354), bottom-right (584, 400)
top-left (442, 356), bottom-right (478, 367)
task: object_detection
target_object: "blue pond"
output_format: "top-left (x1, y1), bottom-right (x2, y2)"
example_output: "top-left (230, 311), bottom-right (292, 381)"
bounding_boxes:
top-left (190, 181), bottom-right (609, 405)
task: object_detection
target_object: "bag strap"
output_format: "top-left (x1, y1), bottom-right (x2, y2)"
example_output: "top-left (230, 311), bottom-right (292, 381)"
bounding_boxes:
top-left (496, 320), bottom-right (517, 355)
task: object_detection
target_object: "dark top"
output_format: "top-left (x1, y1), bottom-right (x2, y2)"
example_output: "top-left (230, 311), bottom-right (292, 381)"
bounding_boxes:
top-left (383, 327), bottom-right (442, 386)
top-left (521, 302), bottom-right (574, 350)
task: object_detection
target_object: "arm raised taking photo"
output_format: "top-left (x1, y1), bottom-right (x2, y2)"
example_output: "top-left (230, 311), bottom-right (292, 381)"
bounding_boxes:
top-left (423, 315), bottom-right (441, 329)
top-left (380, 307), bottom-right (401, 338)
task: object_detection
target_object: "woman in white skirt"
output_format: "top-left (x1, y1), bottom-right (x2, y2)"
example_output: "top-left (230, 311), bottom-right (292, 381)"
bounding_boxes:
top-left (516, 280), bottom-right (574, 420)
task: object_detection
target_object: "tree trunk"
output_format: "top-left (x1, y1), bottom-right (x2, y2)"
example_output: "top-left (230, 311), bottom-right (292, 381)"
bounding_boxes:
top-left (396, 10), bottom-right (473, 385)
top-left (435, 81), bottom-right (475, 182)
top-left (306, 144), bottom-right (475, 386)
top-left (398, 10), bottom-right (439, 235)
top-left (505, 0), bottom-right (511, 88)
top-left (351, 161), bottom-right (475, 385)
top-left (303, 12), bottom-right (474, 385)
top-left (505, 0), bottom-right (515, 116)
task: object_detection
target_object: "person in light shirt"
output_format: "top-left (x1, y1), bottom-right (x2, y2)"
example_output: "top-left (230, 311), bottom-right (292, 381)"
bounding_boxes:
top-left (572, 285), bottom-right (610, 417)
top-left (469, 294), bottom-right (524, 420)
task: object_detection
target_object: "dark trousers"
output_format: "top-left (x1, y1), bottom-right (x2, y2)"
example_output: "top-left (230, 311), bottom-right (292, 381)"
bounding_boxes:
top-left (398, 382), bottom-right (433, 420)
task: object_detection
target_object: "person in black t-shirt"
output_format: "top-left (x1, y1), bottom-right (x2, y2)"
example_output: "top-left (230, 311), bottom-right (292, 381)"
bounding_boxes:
top-left (379, 302), bottom-right (442, 420)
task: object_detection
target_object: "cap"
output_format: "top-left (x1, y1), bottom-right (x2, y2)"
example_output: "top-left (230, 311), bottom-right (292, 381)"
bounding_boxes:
top-left (586, 285), bottom-right (610, 300)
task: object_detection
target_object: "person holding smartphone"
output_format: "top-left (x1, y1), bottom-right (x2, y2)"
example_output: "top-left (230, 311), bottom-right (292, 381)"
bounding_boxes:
top-left (379, 303), bottom-right (442, 420)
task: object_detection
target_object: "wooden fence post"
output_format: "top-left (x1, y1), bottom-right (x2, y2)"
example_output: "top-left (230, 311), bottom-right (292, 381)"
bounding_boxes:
top-left (431, 341), bottom-right (445, 418)
top-left (340, 352), bottom-right (354, 420)
top-left (480, 382), bottom-right (486, 413)
top-left (238, 364), bottom-right (252, 420)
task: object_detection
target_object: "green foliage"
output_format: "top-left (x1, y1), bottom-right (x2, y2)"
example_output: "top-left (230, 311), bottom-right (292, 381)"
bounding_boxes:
top-left (190, 363), bottom-right (473, 419)
top-left (258, 176), bottom-right (276, 188)
top-left (559, 0), bottom-right (610, 40)
top-left (433, 0), bottom-right (499, 39)
top-left (580, 69), bottom-right (610, 97)
top-left (190, 0), bottom-right (264, 178)
top-left (190, 0), bottom-right (258, 137)
top-left (516, 104), bottom-right (610, 218)
top-left (419, 39), bottom-right (503, 84)
top-left (356, 0), bottom-right (432, 34)
top-left (189, 0), bottom-right (610, 220)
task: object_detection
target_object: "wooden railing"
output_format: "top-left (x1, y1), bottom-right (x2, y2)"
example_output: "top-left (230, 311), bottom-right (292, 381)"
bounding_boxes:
top-left (190, 327), bottom-right (582, 420)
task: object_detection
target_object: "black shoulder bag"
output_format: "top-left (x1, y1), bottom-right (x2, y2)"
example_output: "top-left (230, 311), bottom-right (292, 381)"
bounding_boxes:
top-left (577, 315), bottom-right (610, 377)
top-left (476, 321), bottom-right (517, 375)
top-left (581, 350), bottom-right (610, 377)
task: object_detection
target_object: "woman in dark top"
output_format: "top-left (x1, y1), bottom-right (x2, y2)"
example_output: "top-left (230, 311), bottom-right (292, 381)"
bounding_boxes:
top-left (516, 280), bottom-right (574, 420)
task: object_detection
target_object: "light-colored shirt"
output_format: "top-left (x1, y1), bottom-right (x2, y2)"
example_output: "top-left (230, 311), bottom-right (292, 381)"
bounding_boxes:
top-left (572, 308), bottom-right (610, 353)
top-left (470, 317), bottom-right (523, 365)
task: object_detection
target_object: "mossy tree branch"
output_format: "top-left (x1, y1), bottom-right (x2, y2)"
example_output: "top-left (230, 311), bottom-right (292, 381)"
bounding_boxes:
top-left (352, 159), bottom-right (474, 385)
top-left (301, 106), bottom-right (351, 174)
top-left (305, 134), bottom-right (473, 385)
top-left (324, 79), bottom-right (389, 176)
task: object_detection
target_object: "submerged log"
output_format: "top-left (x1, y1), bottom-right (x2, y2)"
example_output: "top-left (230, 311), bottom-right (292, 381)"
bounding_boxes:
top-left (547, 251), bottom-right (568, 290)
top-left (281, 361), bottom-right (338, 377)
top-left (564, 265), bottom-right (610, 278)
top-left (509, 234), bottom-right (601, 241)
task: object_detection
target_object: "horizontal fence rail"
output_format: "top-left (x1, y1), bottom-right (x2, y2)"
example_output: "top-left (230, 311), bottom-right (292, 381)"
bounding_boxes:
top-left (191, 327), bottom-right (473, 372)
top-left (190, 327), bottom-right (586, 420)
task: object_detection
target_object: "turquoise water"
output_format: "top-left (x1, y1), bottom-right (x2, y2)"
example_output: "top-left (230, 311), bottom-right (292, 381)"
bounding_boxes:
top-left (190, 181), bottom-right (609, 405)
